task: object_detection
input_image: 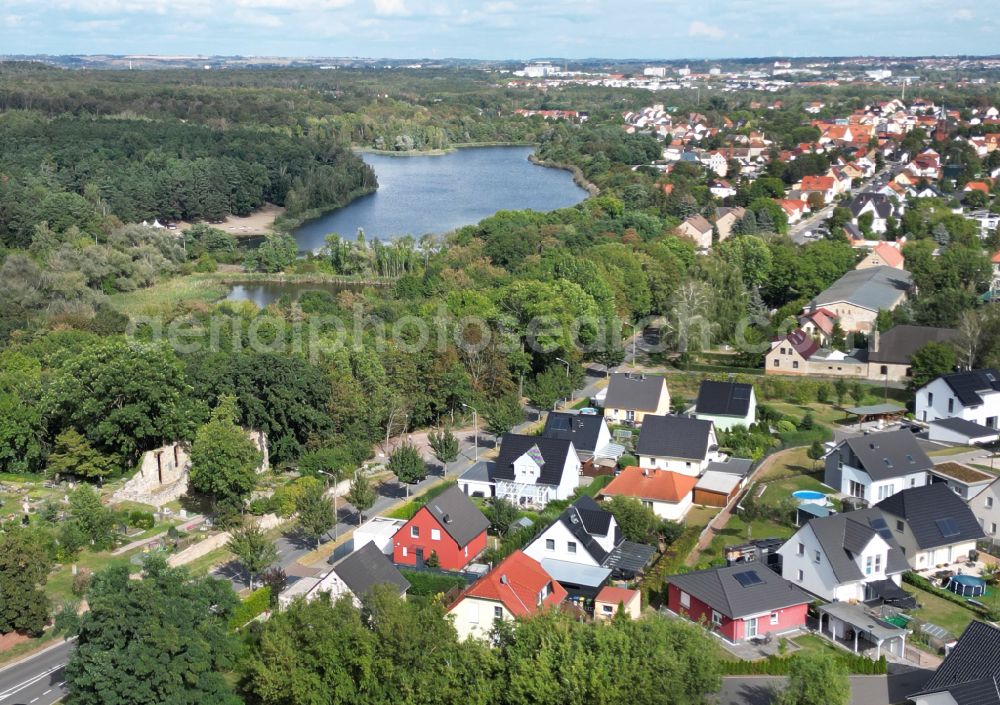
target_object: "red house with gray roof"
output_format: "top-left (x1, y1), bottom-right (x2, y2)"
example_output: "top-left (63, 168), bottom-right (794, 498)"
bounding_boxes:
top-left (393, 485), bottom-right (489, 570)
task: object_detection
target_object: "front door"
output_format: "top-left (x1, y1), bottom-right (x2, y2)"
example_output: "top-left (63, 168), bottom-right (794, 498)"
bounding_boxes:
top-left (415, 548), bottom-right (424, 566)
top-left (745, 617), bottom-right (758, 639)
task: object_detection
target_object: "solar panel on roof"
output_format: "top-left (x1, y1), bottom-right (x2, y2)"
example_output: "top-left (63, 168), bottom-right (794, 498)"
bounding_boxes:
top-left (733, 570), bottom-right (763, 587)
top-left (550, 417), bottom-right (570, 431)
top-left (935, 517), bottom-right (960, 538)
top-left (870, 517), bottom-right (888, 529)
top-left (732, 387), bottom-right (750, 399)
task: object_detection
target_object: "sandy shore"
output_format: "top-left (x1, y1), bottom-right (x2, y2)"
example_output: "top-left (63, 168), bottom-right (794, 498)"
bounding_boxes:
top-left (178, 203), bottom-right (284, 238)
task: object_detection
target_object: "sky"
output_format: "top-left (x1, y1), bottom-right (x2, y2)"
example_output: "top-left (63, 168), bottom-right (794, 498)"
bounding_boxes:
top-left (0, 0), bottom-right (996, 60)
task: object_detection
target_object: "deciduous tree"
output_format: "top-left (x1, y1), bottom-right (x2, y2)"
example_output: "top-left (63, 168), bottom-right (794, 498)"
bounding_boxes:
top-left (189, 396), bottom-right (261, 509)
top-left (226, 523), bottom-right (278, 590)
top-left (0, 528), bottom-right (51, 636)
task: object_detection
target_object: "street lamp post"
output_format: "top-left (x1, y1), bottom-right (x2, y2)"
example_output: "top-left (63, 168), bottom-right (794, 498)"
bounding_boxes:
top-left (555, 357), bottom-right (571, 410)
top-left (461, 403), bottom-right (479, 463)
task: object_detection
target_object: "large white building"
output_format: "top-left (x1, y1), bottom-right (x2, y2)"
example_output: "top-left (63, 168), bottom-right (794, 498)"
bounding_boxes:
top-left (916, 369), bottom-right (1000, 429)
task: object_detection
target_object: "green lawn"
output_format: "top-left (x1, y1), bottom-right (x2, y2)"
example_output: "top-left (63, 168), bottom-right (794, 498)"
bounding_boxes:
top-left (107, 274), bottom-right (228, 318)
top-left (904, 585), bottom-right (976, 638)
top-left (698, 514), bottom-right (795, 568)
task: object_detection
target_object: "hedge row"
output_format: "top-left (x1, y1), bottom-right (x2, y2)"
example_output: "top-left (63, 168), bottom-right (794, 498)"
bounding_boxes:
top-left (903, 572), bottom-right (1000, 621)
top-left (229, 586), bottom-right (272, 630)
top-left (722, 650), bottom-right (887, 675)
top-left (401, 570), bottom-right (467, 597)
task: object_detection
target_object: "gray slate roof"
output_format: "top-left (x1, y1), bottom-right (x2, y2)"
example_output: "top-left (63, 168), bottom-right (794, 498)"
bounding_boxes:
top-left (930, 417), bottom-right (1000, 438)
top-left (840, 430), bottom-right (933, 481)
top-left (667, 564), bottom-right (811, 619)
top-left (603, 373), bottom-right (666, 412)
top-left (421, 485), bottom-right (491, 547)
top-left (848, 192), bottom-right (895, 219)
top-left (876, 483), bottom-right (985, 550)
top-left (636, 414), bottom-right (715, 461)
top-left (869, 325), bottom-right (959, 364)
top-left (555, 495), bottom-right (619, 565)
top-left (808, 265), bottom-right (912, 313)
top-left (914, 621), bottom-right (1000, 705)
top-left (695, 380), bottom-right (754, 418)
top-left (937, 369), bottom-right (1000, 407)
top-left (332, 542), bottom-right (410, 599)
top-left (805, 508), bottom-right (909, 583)
top-left (495, 434), bottom-right (575, 488)
top-left (543, 412), bottom-right (606, 453)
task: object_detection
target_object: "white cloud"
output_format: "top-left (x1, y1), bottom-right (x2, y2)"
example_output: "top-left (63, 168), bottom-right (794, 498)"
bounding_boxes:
top-left (688, 19), bottom-right (726, 40)
top-left (233, 9), bottom-right (282, 27)
top-left (952, 8), bottom-right (973, 20)
top-left (373, 0), bottom-right (407, 15)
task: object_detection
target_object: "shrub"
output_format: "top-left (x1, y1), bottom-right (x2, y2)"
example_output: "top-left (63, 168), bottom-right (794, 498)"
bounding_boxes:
top-left (619, 454), bottom-right (638, 468)
top-left (72, 570), bottom-right (92, 597)
top-left (229, 586), bottom-right (272, 630)
top-left (128, 510), bottom-right (155, 530)
top-left (721, 651), bottom-right (886, 675)
top-left (401, 570), bottom-right (467, 597)
top-left (776, 420), bottom-right (796, 434)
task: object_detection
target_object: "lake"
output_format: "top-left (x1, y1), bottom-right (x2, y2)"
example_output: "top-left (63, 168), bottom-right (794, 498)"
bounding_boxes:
top-left (225, 281), bottom-right (374, 307)
top-left (292, 146), bottom-right (588, 253)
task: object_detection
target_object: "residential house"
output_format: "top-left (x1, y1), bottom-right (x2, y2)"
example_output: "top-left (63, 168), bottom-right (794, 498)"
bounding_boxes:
top-left (798, 175), bottom-right (836, 204)
top-left (777, 508), bottom-right (911, 603)
top-left (636, 414), bottom-right (720, 475)
top-left (693, 380), bottom-right (757, 430)
top-left (969, 476), bottom-right (1000, 543)
top-left (666, 564), bottom-right (812, 643)
top-left (714, 206), bottom-right (746, 242)
top-left (765, 328), bottom-right (869, 379)
top-left (929, 462), bottom-right (994, 501)
top-left (280, 542), bottom-right (410, 607)
top-left (602, 373), bottom-right (671, 426)
top-left (867, 325), bottom-right (958, 383)
top-left (797, 308), bottom-right (838, 344)
top-left (523, 495), bottom-right (654, 595)
top-left (676, 214), bottom-right (714, 250)
top-left (710, 179), bottom-right (737, 199)
top-left (594, 586), bottom-right (642, 620)
top-left (447, 550), bottom-right (566, 641)
top-left (803, 265), bottom-right (913, 334)
top-left (776, 198), bottom-right (809, 224)
top-left (600, 466), bottom-right (698, 521)
top-left (848, 193), bottom-right (897, 234)
top-left (488, 434), bottom-right (581, 507)
top-left (353, 516), bottom-right (406, 555)
top-left (875, 483), bottom-right (985, 570)
top-left (909, 622), bottom-right (1000, 705)
top-left (916, 369), bottom-right (1000, 428)
top-left (824, 430), bottom-right (933, 504)
top-left (542, 411), bottom-right (617, 466)
top-left (856, 242), bottom-right (905, 271)
top-left (393, 485), bottom-right (490, 570)
top-left (928, 418), bottom-right (1000, 446)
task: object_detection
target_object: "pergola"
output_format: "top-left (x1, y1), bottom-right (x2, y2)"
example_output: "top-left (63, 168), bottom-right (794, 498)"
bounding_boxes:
top-left (843, 403), bottom-right (907, 429)
top-left (817, 601), bottom-right (908, 660)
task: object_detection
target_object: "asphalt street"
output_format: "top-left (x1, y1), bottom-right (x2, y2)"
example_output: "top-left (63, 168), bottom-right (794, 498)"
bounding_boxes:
top-left (0, 641), bottom-right (73, 705)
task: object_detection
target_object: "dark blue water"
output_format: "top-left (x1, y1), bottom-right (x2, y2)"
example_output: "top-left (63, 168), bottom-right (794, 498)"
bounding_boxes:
top-left (292, 146), bottom-right (588, 253)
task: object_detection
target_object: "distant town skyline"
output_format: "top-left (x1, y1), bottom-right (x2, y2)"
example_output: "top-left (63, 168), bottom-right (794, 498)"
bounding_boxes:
top-left (1, 0), bottom-right (996, 60)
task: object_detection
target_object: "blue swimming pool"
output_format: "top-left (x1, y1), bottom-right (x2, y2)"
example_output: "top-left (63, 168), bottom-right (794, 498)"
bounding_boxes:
top-left (792, 490), bottom-right (826, 501)
top-left (947, 574), bottom-right (987, 598)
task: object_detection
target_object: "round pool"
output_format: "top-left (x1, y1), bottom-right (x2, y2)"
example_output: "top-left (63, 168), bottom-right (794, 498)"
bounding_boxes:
top-left (946, 575), bottom-right (986, 598)
top-left (792, 490), bottom-right (826, 502)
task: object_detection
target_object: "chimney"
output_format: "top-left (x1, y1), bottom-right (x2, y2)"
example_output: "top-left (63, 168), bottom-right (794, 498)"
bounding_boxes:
top-left (869, 329), bottom-right (880, 353)
top-left (500, 574), bottom-right (508, 584)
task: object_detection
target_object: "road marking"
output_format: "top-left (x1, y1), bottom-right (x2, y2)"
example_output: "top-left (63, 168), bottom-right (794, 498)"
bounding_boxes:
top-left (30, 698), bottom-right (38, 703)
top-left (43, 690), bottom-right (52, 695)
top-left (0, 665), bottom-right (64, 702)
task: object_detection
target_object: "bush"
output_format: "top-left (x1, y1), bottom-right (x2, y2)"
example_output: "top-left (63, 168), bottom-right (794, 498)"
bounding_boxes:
top-left (229, 586), bottom-right (272, 630)
top-left (619, 454), bottom-right (638, 468)
top-left (401, 570), bottom-right (467, 597)
top-left (248, 496), bottom-right (277, 516)
top-left (775, 420), bottom-right (796, 434)
top-left (721, 651), bottom-right (886, 675)
top-left (128, 510), bottom-right (155, 530)
top-left (72, 571), bottom-right (92, 597)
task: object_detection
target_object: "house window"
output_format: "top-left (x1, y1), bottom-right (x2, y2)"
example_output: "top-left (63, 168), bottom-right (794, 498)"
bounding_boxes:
top-left (770, 612), bottom-right (779, 626)
top-left (711, 610), bottom-right (723, 626)
top-left (773, 359), bottom-right (780, 367)
top-left (797, 569), bottom-right (804, 582)
top-left (680, 590), bottom-right (691, 608)
top-left (545, 539), bottom-right (555, 550)
top-left (928, 392), bottom-right (934, 405)
top-left (642, 500), bottom-right (654, 510)
top-left (865, 556), bottom-right (873, 576)
top-left (626, 410), bottom-right (635, 422)
top-left (464, 546), bottom-right (468, 557)
top-left (814, 550), bottom-right (821, 564)
top-left (797, 542), bottom-right (805, 556)
top-left (792, 361), bottom-right (800, 370)
top-left (745, 617), bottom-right (758, 638)
top-left (896, 520), bottom-right (904, 532)
top-left (875, 554), bottom-right (882, 573)
top-left (948, 398), bottom-right (954, 413)
top-left (567, 541), bottom-right (577, 554)
top-left (402, 547), bottom-right (408, 557)
top-left (992, 523), bottom-right (998, 536)
top-left (602, 604), bottom-right (614, 614)
top-left (410, 526), bottom-right (420, 538)
top-left (431, 529), bottom-right (441, 541)
top-left (494, 606), bottom-right (503, 619)
top-left (880, 365), bottom-right (888, 375)
top-left (988, 496), bottom-right (994, 509)
top-left (988, 417), bottom-right (998, 429)
top-left (910, 478), bottom-right (917, 487)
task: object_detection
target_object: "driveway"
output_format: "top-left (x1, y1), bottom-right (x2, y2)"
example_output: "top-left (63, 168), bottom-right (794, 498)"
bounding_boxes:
top-left (715, 668), bottom-right (933, 705)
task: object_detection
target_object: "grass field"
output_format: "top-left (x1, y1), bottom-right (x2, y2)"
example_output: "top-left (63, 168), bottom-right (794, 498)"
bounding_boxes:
top-left (905, 585), bottom-right (977, 638)
top-left (108, 274), bottom-right (228, 318)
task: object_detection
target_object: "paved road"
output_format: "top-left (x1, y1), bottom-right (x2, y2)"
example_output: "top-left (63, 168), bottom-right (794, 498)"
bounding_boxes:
top-left (0, 641), bottom-right (73, 705)
top-left (716, 668), bottom-right (933, 705)
top-left (789, 165), bottom-right (898, 245)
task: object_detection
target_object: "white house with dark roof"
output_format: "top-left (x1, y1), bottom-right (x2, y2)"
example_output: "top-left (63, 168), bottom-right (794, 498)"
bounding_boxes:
top-left (541, 412), bottom-right (617, 463)
top-left (916, 369), bottom-right (1000, 428)
top-left (636, 414), bottom-right (721, 476)
top-left (875, 483), bottom-right (985, 570)
top-left (910, 621), bottom-right (1000, 705)
top-left (279, 542), bottom-right (410, 608)
top-left (693, 380), bottom-right (757, 430)
top-left (823, 429), bottom-right (933, 504)
top-left (601, 373), bottom-right (670, 426)
top-left (489, 434), bottom-right (581, 507)
top-left (777, 507), bottom-right (911, 604)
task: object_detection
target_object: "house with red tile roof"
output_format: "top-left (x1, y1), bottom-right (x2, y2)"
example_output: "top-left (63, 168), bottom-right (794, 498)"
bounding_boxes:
top-left (448, 550), bottom-right (566, 640)
top-left (798, 308), bottom-right (837, 342)
top-left (775, 198), bottom-right (809, 224)
top-left (594, 585), bottom-right (641, 620)
top-left (964, 180), bottom-right (991, 195)
top-left (857, 242), bottom-right (905, 271)
top-left (599, 465), bottom-right (698, 521)
top-left (798, 175), bottom-right (836, 204)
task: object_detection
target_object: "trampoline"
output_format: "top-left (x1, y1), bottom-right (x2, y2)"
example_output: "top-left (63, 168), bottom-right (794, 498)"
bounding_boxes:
top-left (946, 574), bottom-right (987, 598)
